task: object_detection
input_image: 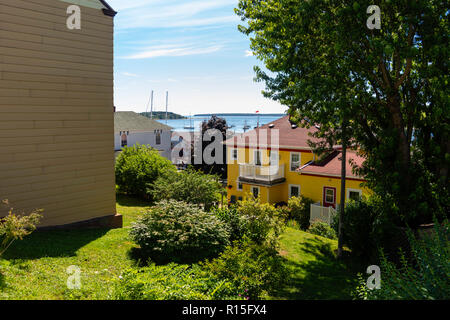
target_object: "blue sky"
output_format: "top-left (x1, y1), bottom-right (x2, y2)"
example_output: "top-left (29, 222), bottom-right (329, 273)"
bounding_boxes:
top-left (107, 0), bottom-right (286, 115)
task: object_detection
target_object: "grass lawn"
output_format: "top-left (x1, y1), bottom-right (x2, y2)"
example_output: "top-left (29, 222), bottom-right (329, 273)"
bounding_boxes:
top-left (0, 196), bottom-right (360, 300)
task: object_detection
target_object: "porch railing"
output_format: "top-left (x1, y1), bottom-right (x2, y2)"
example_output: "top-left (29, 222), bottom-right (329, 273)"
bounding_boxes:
top-left (310, 204), bottom-right (337, 225)
top-left (238, 164), bottom-right (285, 184)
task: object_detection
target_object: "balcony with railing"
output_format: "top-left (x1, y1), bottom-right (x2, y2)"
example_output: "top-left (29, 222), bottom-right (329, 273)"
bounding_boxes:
top-left (238, 164), bottom-right (286, 186)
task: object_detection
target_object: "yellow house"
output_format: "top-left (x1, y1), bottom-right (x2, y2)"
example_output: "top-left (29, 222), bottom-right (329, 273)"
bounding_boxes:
top-left (224, 116), bottom-right (370, 208)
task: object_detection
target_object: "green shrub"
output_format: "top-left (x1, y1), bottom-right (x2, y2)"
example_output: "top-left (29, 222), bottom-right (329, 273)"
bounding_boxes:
top-left (115, 144), bottom-right (175, 199)
top-left (153, 167), bottom-right (223, 211)
top-left (236, 197), bottom-right (286, 247)
top-left (0, 200), bottom-right (43, 256)
top-left (112, 263), bottom-right (240, 300)
top-left (286, 196), bottom-right (315, 230)
top-left (201, 239), bottom-right (289, 300)
top-left (213, 206), bottom-right (246, 242)
top-left (354, 219), bottom-right (450, 300)
top-left (129, 200), bottom-right (230, 263)
top-left (307, 221), bottom-right (337, 240)
top-left (341, 196), bottom-right (398, 261)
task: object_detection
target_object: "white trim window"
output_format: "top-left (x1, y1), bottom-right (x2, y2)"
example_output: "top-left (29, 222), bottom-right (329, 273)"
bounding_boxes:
top-left (290, 152), bottom-right (301, 171)
top-left (230, 148), bottom-right (238, 162)
top-left (251, 186), bottom-right (260, 198)
top-left (269, 150), bottom-right (279, 166)
top-left (289, 184), bottom-right (301, 198)
top-left (237, 181), bottom-right (243, 191)
top-left (347, 188), bottom-right (362, 202)
top-left (254, 150), bottom-right (262, 166)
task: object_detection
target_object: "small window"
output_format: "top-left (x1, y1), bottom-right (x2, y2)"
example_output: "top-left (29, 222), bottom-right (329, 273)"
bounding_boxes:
top-left (237, 181), bottom-right (243, 191)
top-left (238, 196), bottom-right (243, 201)
top-left (251, 186), bottom-right (260, 198)
top-left (155, 131), bottom-right (161, 145)
top-left (231, 148), bottom-right (238, 161)
top-left (325, 188), bottom-right (335, 203)
top-left (121, 133), bottom-right (127, 147)
top-left (289, 185), bottom-right (300, 198)
top-left (254, 150), bottom-right (262, 166)
top-left (290, 152), bottom-right (301, 171)
top-left (230, 195), bottom-right (237, 204)
top-left (269, 150), bottom-right (279, 165)
top-left (347, 189), bottom-right (362, 202)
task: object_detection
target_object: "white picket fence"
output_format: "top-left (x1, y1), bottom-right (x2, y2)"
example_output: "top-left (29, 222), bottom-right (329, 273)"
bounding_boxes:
top-left (310, 204), bottom-right (337, 225)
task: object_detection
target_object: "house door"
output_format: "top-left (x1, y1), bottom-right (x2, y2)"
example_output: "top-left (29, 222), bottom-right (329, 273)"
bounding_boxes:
top-left (323, 187), bottom-right (336, 208)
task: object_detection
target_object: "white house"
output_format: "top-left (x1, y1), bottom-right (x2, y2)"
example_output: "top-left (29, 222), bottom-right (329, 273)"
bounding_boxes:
top-left (114, 111), bottom-right (173, 160)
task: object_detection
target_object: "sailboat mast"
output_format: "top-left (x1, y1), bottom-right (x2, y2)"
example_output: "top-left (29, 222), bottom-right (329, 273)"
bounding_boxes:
top-left (150, 90), bottom-right (154, 119)
top-left (165, 91), bottom-right (169, 124)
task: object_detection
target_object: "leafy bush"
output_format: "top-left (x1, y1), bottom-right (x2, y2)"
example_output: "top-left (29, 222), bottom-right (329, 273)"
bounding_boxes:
top-left (153, 167), bottom-right (223, 211)
top-left (0, 200), bottom-right (43, 256)
top-left (213, 206), bottom-right (247, 242)
top-left (129, 200), bottom-right (230, 263)
top-left (285, 196), bottom-right (315, 230)
top-left (354, 219), bottom-right (450, 300)
top-left (115, 144), bottom-right (175, 199)
top-left (307, 221), bottom-right (337, 240)
top-left (112, 263), bottom-right (240, 300)
top-left (341, 196), bottom-right (398, 261)
top-left (236, 197), bottom-right (286, 247)
top-left (201, 239), bottom-right (289, 300)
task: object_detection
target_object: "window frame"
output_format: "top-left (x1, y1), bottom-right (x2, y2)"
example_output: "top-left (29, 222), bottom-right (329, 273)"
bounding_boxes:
top-left (288, 184), bottom-right (301, 198)
top-left (251, 186), bottom-right (260, 198)
top-left (269, 150), bottom-right (279, 166)
top-left (237, 180), bottom-right (243, 191)
top-left (323, 186), bottom-right (336, 207)
top-left (347, 188), bottom-right (362, 202)
top-left (121, 133), bottom-right (128, 147)
top-left (254, 150), bottom-right (262, 166)
top-left (155, 130), bottom-right (162, 145)
top-left (230, 148), bottom-right (238, 162)
top-left (290, 152), bottom-right (301, 172)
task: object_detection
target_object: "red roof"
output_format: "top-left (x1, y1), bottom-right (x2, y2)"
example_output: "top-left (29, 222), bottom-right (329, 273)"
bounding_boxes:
top-left (299, 150), bottom-right (366, 180)
top-left (224, 115), bottom-right (322, 150)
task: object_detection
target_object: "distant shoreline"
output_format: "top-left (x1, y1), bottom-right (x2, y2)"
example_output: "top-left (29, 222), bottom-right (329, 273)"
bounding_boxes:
top-left (193, 113), bottom-right (286, 117)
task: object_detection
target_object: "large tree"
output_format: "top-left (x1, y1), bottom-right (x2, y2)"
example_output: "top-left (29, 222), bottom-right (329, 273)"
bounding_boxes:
top-left (236, 0), bottom-right (449, 226)
top-left (193, 115), bottom-right (228, 179)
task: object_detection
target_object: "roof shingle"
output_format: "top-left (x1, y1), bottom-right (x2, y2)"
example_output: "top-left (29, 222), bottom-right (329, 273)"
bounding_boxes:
top-left (114, 112), bottom-right (173, 132)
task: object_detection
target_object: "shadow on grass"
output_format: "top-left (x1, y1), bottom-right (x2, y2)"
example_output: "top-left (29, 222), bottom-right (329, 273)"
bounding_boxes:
top-left (273, 237), bottom-right (362, 300)
top-left (127, 247), bottom-right (219, 267)
top-left (116, 194), bottom-right (152, 208)
top-left (1, 228), bottom-right (109, 260)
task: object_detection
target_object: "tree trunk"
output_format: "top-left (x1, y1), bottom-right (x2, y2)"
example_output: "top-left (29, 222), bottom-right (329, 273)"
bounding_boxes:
top-left (337, 125), bottom-right (347, 259)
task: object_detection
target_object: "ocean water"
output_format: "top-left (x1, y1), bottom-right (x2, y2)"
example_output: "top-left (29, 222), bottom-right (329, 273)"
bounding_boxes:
top-left (156, 114), bottom-right (285, 133)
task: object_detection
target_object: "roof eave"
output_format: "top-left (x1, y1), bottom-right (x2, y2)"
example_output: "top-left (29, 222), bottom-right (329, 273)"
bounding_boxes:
top-left (100, 0), bottom-right (117, 17)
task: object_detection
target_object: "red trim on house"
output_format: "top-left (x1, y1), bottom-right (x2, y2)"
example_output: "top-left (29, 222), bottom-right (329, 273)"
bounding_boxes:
top-left (323, 186), bottom-right (337, 208)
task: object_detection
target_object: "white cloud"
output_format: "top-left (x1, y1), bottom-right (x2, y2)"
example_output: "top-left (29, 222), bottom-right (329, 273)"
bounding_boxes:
top-left (122, 72), bottom-right (139, 77)
top-left (109, 0), bottom-right (239, 29)
top-left (124, 45), bottom-right (223, 59)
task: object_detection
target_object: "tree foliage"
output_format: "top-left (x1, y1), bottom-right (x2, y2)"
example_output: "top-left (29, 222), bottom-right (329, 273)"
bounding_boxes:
top-left (153, 167), bottom-right (223, 211)
top-left (0, 200), bottom-right (43, 256)
top-left (236, 0), bottom-right (449, 226)
top-left (115, 144), bottom-right (176, 200)
top-left (194, 115), bottom-right (228, 179)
